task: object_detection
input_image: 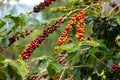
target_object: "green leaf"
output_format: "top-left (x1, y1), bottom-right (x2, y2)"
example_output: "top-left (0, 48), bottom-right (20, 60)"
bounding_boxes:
top-left (117, 15), bottom-right (120, 25)
top-left (71, 52), bottom-right (80, 65)
top-left (31, 56), bottom-right (47, 62)
top-left (4, 14), bottom-right (20, 30)
top-left (0, 19), bottom-right (6, 29)
top-left (66, 0), bottom-right (80, 7)
top-left (73, 68), bottom-right (80, 80)
top-left (0, 56), bottom-right (7, 68)
top-left (0, 63), bottom-right (5, 68)
top-left (0, 54), bottom-right (5, 61)
top-left (2, 38), bottom-right (10, 46)
top-left (0, 55), bottom-right (5, 68)
top-left (4, 14), bottom-right (28, 31)
top-left (80, 40), bottom-right (100, 47)
top-left (47, 62), bottom-right (56, 77)
top-left (0, 70), bottom-right (11, 80)
top-left (47, 61), bottom-right (62, 77)
top-left (53, 62), bottom-right (62, 73)
top-left (66, 51), bottom-right (77, 61)
top-left (40, 60), bottom-right (49, 68)
top-left (91, 73), bottom-right (102, 80)
top-left (71, 27), bottom-right (76, 36)
top-left (60, 43), bottom-right (79, 53)
top-left (18, 13), bottom-right (28, 27)
top-left (16, 59), bottom-right (29, 75)
top-left (86, 54), bottom-right (96, 66)
top-left (89, 47), bottom-right (98, 54)
top-left (8, 59), bottom-right (29, 80)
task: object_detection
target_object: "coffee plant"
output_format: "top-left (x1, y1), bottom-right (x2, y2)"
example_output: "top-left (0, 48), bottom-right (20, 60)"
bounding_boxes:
top-left (0, 0), bottom-right (120, 80)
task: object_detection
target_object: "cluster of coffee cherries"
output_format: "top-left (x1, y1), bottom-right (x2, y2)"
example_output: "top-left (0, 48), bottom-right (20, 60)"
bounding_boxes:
top-left (56, 11), bottom-right (85, 47)
top-left (111, 64), bottom-right (120, 74)
top-left (56, 50), bottom-right (67, 66)
top-left (57, 22), bottom-right (74, 46)
top-left (21, 18), bottom-right (64, 59)
top-left (33, 0), bottom-right (56, 13)
top-left (8, 30), bottom-right (32, 46)
top-left (72, 11), bottom-right (85, 40)
top-left (29, 74), bottom-right (60, 80)
top-left (29, 76), bottom-right (36, 80)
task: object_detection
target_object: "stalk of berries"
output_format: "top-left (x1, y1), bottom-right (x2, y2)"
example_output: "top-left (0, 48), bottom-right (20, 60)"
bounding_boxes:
top-left (56, 11), bottom-right (85, 46)
top-left (56, 21), bottom-right (74, 46)
top-left (56, 50), bottom-right (67, 66)
top-left (73, 11), bottom-right (85, 40)
top-left (8, 30), bottom-right (32, 46)
top-left (111, 64), bottom-right (120, 74)
top-left (33, 0), bottom-right (56, 13)
top-left (21, 18), bottom-right (64, 59)
top-left (76, 25), bottom-right (85, 40)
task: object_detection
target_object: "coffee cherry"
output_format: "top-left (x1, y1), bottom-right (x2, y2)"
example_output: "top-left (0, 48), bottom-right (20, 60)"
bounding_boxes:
top-left (54, 46), bottom-right (59, 52)
top-left (67, 38), bottom-right (72, 44)
top-left (8, 36), bottom-right (16, 46)
top-left (49, 78), bottom-right (54, 80)
top-left (56, 77), bottom-right (60, 80)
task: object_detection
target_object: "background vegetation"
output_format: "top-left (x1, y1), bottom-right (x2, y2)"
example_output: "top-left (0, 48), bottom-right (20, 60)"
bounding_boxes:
top-left (0, 0), bottom-right (120, 80)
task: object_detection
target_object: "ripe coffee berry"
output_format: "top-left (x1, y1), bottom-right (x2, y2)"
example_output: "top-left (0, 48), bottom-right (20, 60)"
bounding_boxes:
top-left (21, 18), bottom-right (64, 59)
top-left (8, 36), bottom-right (16, 46)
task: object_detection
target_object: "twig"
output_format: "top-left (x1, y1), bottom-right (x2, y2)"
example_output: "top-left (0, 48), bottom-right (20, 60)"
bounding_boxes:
top-left (90, 53), bottom-right (111, 68)
top-left (59, 66), bottom-right (67, 80)
top-left (71, 65), bottom-right (91, 69)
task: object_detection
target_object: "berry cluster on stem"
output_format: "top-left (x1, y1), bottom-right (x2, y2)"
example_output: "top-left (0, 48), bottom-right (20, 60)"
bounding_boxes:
top-left (33, 0), bottom-right (56, 13)
top-left (21, 18), bottom-right (64, 59)
top-left (56, 50), bottom-right (67, 66)
top-left (72, 11), bottom-right (85, 40)
top-left (111, 64), bottom-right (120, 74)
top-left (56, 11), bottom-right (85, 47)
top-left (8, 30), bottom-right (32, 46)
top-left (57, 22), bottom-right (74, 46)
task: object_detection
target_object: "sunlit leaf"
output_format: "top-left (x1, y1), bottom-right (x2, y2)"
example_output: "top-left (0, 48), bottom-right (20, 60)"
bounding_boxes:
top-left (0, 54), bottom-right (5, 61)
top-left (47, 62), bottom-right (56, 77)
top-left (18, 13), bottom-right (28, 27)
top-left (89, 47), bottom-right (98, 54)
top-left (80, 40), bottom-right (100, 47)
top-left (117, 15), bottom-right (120, 25)
top-left (0, 19), bottom-right (6, 29)
top-left (2, 38), bottom-right (10, 46)
top-left (8, 59), bottom-right (29, 80)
